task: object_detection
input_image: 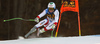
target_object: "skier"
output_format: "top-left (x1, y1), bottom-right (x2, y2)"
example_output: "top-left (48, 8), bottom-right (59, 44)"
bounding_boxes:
top-left (25, 2), bottom-right (59, 37)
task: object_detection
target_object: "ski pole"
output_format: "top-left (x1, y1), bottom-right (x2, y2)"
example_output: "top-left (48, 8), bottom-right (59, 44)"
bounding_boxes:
top-left (4, 18), bottom-right (35, 22)
top-left (21, 19), bottom-right (35, 21)
top-left (51, 31), bottom-right (53, 38)
top-left (4, 18), bottom-right (23, 22)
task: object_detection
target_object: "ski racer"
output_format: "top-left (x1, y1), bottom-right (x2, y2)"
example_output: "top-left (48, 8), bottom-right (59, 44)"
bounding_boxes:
top-left (25, 2), bottom-right (59, 37)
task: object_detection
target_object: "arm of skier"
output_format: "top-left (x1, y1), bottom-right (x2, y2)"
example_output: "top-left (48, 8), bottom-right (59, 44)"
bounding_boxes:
top-left (51, 10), bottom-right (59, 28)
top-left (54, 10), bottom-right (59, 23)
top-left (37, 10), bottom-right (46, 19)
top-left (34, 10), bottom-right (46, 22)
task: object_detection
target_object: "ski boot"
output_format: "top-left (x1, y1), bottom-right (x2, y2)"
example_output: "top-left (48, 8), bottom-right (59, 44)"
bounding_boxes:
top-left (37, 28), bottom-right (45, 37)
top-left (25, 26), bottom-right (37, 38)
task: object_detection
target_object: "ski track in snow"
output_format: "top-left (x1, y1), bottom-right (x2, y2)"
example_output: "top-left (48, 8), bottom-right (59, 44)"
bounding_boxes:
top-left (0, 35), bottom-right (100, 44)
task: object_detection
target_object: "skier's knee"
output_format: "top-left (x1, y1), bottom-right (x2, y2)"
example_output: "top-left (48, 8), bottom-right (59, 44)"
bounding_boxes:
top-left (44, 27), bottom-right (48, 31)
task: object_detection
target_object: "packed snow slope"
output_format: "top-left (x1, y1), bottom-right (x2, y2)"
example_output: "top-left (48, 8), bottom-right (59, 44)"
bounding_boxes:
top-left (0, 35), bottom-right (100, 44)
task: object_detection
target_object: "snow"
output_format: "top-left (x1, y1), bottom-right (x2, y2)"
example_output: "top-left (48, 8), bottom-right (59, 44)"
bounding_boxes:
top-left (0, 35), bottom-right (100, 44)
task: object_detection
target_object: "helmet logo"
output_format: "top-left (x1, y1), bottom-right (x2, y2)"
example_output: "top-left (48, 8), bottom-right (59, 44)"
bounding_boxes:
top-left (50, 2), bottom-right (53, 4)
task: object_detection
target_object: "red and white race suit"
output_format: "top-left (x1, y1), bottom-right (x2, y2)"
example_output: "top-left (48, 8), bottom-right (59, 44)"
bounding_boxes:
top-left (35, 8), bottom-right (59, 31)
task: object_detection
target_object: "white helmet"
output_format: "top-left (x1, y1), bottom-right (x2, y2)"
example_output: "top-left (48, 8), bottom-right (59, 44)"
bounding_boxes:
top-left (48, 2), bottom-right (56, 9)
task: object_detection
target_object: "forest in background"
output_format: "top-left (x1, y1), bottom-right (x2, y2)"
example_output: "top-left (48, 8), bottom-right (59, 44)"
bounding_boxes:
top-left (0, 0), bottom-right (100, 40)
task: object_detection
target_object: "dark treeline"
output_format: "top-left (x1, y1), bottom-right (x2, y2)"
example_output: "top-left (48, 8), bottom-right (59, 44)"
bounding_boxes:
top-left (0, 0), bottom-right (100, 40)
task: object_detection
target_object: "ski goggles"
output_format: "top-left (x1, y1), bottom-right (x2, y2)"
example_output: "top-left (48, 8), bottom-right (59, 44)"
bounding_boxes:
top-left (48, 8), bottom-right (54, 10)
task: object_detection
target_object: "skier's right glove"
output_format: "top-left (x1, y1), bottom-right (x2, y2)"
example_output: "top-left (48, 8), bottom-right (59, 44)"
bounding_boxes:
top-left (34, 17), bottom-right (39, 23)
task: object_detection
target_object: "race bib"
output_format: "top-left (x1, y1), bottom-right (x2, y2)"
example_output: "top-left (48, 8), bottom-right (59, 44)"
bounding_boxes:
top-left (47, 14), bottom-right (55, 19)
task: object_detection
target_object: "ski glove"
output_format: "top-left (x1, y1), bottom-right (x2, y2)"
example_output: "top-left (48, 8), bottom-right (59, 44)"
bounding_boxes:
top-left (52, 24), bottom-right (56, 29)
top-left (34, 17), bottom-right (39, 23)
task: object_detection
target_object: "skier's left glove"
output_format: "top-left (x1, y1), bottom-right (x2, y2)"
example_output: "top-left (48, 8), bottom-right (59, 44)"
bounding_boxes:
top-left (34, 17), bottom-right (39, 23)
top-left (52, 22), bottom-right (57, 29)
top-left (52, 24), bottom-right (56, 29)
